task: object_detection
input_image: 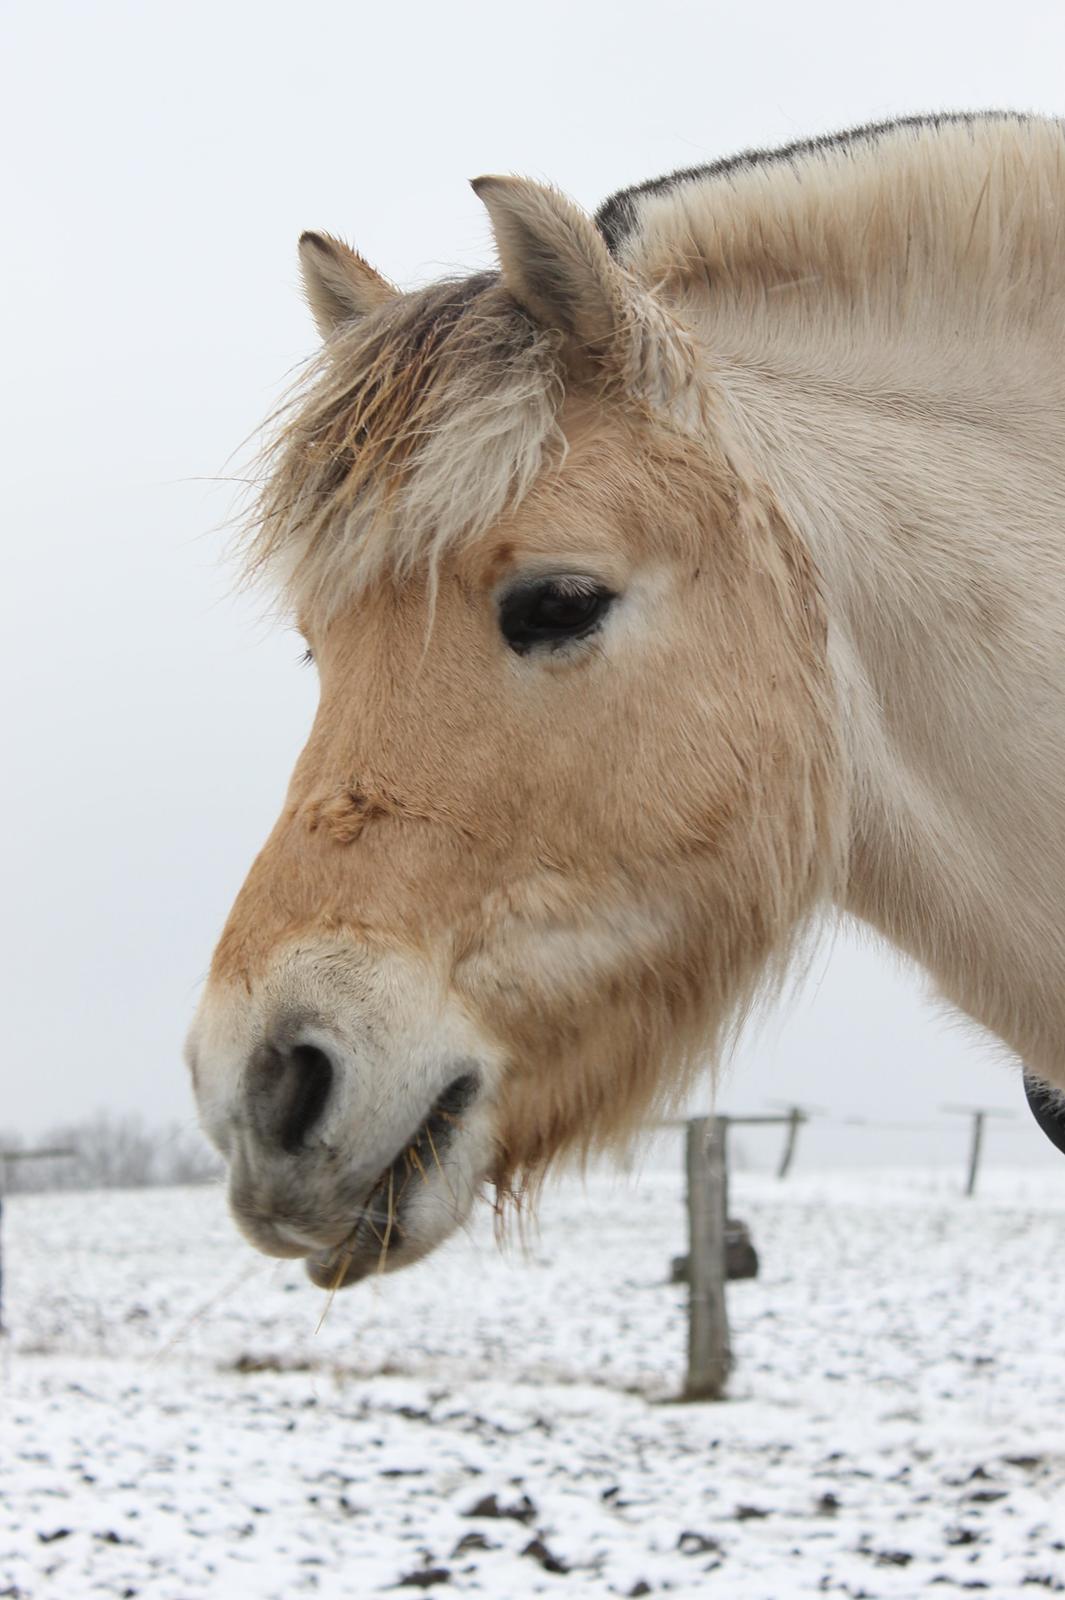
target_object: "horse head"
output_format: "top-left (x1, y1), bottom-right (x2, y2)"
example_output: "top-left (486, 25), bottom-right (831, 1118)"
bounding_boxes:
top-left (186, 178), bottom-right (840, 1287)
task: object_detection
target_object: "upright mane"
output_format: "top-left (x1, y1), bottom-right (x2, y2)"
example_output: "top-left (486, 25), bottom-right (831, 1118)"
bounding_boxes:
top-left (597, 112), bottom-right (1065, 332)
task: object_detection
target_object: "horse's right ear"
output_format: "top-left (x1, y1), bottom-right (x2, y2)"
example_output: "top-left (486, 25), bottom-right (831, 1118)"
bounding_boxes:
top-left (298, 232), bottom-right (397, 338)
top-left (473, 175), bottom-right (706, 431)
top-left (471, 176), bottom-right (623, 359)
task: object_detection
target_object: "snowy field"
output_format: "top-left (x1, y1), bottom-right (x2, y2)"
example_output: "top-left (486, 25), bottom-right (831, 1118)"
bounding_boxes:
top-left (3, 1162), bottom-right (1065, 1599)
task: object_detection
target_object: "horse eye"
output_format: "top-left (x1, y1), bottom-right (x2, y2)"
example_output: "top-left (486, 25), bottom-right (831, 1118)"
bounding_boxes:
top-left (499, 578), bottom-right (615, 654)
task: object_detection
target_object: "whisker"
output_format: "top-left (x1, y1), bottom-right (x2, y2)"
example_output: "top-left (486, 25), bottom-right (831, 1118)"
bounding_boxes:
top-left (425, 1125), bottom-right (459, 1213)
top-left (314, 1183), bottom-right (392, 1331)
top-left (315, 1243), bottom-right (355, 1334)
top-left (152, 1258), bottom-right (265, 1365)
top-left (376, 1167), bottom-right (396, 1275)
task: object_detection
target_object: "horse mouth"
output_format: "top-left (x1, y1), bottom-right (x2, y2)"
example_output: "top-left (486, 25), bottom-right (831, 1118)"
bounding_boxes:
top-left (305, 1070), bottom-right (481, 1289)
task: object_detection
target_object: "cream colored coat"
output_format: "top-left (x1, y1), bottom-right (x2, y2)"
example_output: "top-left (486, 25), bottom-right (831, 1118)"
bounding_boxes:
top-left (188, 115), bottom-right (1065, 1285)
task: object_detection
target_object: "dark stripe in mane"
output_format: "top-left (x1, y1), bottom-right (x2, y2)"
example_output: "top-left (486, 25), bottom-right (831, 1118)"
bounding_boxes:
top-left (595, 110), bottom-right (1038, 254)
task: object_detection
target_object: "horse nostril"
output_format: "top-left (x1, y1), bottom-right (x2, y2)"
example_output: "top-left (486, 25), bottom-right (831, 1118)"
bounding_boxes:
top-left (282, 1043), bottom-right (335, 1151)
top-left (251, 1038), bottom-right (335, 1153)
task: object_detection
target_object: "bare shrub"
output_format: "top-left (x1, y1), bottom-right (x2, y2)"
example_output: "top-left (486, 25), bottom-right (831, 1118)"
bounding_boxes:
top-left (0, 1114), bottom-right (222, 1193)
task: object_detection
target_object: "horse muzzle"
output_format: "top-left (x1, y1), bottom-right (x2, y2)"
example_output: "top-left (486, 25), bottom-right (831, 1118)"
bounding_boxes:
top-left (185, 944), bottom-right (500, 1284)
top-left (233, 1057), bottom-right (485, 1285)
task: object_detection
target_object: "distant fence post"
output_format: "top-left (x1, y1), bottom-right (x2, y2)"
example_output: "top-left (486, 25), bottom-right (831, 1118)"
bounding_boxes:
top-left (940, 1106), bottom-right (1013, 1197)
top-left (966, 1111), bottom-right (985, 1198)
top-left (683, 1117), bottom-right (731, 1400)
top-left (775, 1105), bottom-right (806, 1180)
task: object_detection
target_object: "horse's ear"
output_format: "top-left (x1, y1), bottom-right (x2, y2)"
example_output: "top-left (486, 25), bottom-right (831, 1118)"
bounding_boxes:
top-left (472, 176), bottom-right (703, 426)
top-left (471, 176), bottom-right (625, 357)
top-left (298, 232), bottom-right (397, 338)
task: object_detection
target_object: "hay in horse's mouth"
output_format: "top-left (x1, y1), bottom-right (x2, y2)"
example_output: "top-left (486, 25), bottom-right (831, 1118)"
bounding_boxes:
top-left (305, 1070), bottom-right (481, 1289)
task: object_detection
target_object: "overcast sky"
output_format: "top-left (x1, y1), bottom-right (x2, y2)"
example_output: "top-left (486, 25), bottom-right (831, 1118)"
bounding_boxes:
top-left (5, 0), bottom-right (1065, 1171)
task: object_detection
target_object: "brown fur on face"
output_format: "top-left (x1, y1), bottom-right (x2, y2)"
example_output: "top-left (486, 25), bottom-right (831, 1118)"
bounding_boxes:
top-left (214, 390), bottom-right (842, 1188)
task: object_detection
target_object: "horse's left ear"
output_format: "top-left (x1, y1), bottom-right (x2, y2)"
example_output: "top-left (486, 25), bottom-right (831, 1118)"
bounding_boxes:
top-left (298, 232), bottom-right (397, 339)
top-left (472, 175), bottom-right (702, 423)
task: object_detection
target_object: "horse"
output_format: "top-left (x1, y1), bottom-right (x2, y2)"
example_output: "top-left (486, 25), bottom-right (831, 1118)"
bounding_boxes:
top-left (186, 112), bottom-right (1065, 1289)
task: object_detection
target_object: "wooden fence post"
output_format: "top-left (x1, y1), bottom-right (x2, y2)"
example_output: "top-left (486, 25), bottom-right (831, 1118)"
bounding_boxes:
top-left (940, 1106), bottom-right (1013, 1198)
top-left (965, 1110), bottom-right (985, 1198)
top-left (684, 1116), bottom-right (731, 1400)
top-left (776, 1105), bottom-right (804, 1179)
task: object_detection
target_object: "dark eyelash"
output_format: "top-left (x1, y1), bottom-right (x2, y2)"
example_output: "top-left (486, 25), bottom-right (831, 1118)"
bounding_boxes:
top-left (299, 647), bottom-right (314, 667)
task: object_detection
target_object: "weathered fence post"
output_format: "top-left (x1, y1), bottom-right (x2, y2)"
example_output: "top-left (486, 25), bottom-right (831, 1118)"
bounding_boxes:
top-left (965, 1110), bottom-right (985, 1198)
top-left (683, 1116), bottom-right (731, 1400)
top-left (940, 1106), bottom-right (1013, 1197)
top-left (775, 1105), bottom-right (805, 1179)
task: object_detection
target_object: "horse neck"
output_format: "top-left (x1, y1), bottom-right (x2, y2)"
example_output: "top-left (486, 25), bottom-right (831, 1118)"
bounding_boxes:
top-left (709, 313), bottom-right (1065, 1084)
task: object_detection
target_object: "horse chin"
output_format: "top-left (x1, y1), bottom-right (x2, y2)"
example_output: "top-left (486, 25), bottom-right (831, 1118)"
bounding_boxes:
top-left (301, 1144), bottom-right (486, 1288)
top-left (304, 1224), bottom-right (447, 1289)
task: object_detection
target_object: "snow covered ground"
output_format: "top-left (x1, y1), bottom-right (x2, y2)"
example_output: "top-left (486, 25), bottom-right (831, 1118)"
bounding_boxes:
top-left (3, 1161), bottom-right (1065, 1598)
